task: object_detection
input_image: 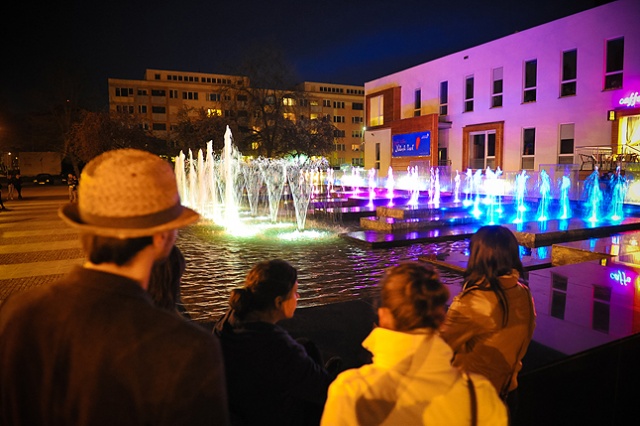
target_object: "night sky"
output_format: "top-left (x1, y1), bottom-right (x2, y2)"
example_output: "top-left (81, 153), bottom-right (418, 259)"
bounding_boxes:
top-left (3, 0), bottom-right (605, 112)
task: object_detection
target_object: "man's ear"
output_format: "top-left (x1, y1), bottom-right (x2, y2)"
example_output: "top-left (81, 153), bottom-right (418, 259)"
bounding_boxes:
top-left (377, 307), bottom-right (396, 330)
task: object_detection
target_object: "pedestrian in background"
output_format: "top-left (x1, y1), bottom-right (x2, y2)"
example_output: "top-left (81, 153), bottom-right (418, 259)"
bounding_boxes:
top-left (13, 174), bottom-right (22, 199)
top-left (68, 173), bottom-right (79, 203)
top-left (6, 173), bottom-right (15, 200)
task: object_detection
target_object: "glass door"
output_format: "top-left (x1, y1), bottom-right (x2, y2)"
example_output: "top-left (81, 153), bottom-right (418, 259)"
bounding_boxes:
top-left (468, 131), bottom-right (496, 169)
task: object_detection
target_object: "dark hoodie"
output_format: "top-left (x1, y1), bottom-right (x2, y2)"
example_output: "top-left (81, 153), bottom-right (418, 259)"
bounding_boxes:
top-left (214, 310), bottom-right (332, 426)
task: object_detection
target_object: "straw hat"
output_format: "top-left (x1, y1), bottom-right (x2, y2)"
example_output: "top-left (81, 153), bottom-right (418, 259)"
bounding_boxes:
top-left (59, 149), bottom-right (199, 238)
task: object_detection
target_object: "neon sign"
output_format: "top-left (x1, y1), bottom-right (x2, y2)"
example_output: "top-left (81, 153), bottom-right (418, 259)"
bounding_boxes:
top-left (619, 92), bottom-right (639, 108)
top-left (610, 269), bottom-right (632, 286)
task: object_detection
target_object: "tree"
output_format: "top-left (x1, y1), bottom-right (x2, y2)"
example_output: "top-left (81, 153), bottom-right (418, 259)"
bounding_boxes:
top-left (64, 110), bottom-right (153, 174)
top-left (171, 107), bottom-right (236, 155)
top-left (231, 44), bottom-right (338, 158)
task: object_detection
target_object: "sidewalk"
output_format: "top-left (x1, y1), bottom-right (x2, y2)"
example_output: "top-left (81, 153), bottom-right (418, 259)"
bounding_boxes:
top-left (0, 184), bottom-right (83, 304)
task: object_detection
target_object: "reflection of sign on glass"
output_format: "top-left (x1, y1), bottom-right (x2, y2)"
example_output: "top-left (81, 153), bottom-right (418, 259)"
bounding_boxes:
top-left (610, 269), bottom-right (632, 286)
top-left (392, 131), bottom-right (431, 157)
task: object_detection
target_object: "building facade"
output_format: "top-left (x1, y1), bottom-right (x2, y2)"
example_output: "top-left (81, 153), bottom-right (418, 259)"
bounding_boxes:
top-left (363, 0), bottom-right (640, 178)
top-left (108, 69), bottom-right (250, 136)
top-left (296, 82), bottom-right (365, 167)
top-left (108, 70), bottom-right (364, 166)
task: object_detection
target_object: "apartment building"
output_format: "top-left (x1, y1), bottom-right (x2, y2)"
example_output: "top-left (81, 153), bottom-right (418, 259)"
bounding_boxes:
top-left (363, 0), bottom-right (640, 178)
top-left (108, 69), bottom-right (250, 134)
top-left (108, 70), bottom-right (365, 166)
top-left (296, 82), bottom-right (365, 167)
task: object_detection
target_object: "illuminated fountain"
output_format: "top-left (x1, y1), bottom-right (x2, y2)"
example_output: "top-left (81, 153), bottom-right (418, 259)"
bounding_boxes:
top-left (175, 126), bottom-right (330, 238)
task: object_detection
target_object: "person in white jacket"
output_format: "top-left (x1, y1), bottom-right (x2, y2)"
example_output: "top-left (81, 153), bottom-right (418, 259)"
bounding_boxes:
top-left (321, 261), bottom-right (507, 426)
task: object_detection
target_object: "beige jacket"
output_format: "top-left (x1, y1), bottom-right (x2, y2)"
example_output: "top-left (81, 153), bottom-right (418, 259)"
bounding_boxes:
top-left (439, 273), bottom-right (536, 395)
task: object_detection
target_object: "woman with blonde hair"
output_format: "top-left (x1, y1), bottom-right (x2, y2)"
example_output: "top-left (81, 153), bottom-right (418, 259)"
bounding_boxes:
top-left (322, 261), bottom-right (507, 425)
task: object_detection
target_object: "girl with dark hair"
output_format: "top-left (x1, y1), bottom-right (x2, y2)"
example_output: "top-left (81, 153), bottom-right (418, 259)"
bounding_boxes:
top-left (322, 262), bottom-right (507, 425)
top-left (214, 259), bottom-right (334, 426)
top-left (440, 225), bottom-right (536, 417)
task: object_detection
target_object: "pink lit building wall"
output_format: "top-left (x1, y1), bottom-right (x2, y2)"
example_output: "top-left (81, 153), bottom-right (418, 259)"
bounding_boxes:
top-left (364, 0), bottom-right (640, 179)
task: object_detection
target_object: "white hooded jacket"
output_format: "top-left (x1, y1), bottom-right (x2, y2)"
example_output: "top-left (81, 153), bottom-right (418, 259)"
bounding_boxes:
top-left (321, 327), bottom-right (507, 426)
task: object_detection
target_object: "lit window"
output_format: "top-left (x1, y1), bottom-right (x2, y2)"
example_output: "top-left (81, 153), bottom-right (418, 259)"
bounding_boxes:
top-left (369, 95), bottom-right (384, 127)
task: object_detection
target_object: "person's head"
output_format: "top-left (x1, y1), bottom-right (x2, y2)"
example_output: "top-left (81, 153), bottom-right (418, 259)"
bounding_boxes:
top-left (229, 259), bottom-right (299, 322)
top-left (148, 245), bottom-right (187, 313)
top-left (464, 225), bottom-right (524, 289)
top-left (377, 261), bottom-right (449, 332)
top-left (59, 149), bottom-right (199, 265)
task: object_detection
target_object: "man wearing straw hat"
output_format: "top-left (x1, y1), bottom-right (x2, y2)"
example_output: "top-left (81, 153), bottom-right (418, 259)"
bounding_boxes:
top-left (0, 149), bottom-right (230, 425)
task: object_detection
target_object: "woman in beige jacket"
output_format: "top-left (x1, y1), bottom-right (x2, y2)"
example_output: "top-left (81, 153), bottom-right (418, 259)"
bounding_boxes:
top-left (440, 225), bottom-right (536, 419)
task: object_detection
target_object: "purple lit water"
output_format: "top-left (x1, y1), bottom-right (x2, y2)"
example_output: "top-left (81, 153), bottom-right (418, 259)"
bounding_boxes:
top-left (177, 224), bottom-right (467, 322)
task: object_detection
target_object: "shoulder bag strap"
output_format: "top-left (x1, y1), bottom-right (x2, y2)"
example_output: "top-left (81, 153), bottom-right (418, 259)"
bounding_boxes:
top-left (464, 372), bottom-right (478, 426)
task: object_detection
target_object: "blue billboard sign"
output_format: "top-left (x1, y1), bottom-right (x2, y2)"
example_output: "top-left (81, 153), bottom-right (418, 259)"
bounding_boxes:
top-left (392, 131), bottom-right (431, 157)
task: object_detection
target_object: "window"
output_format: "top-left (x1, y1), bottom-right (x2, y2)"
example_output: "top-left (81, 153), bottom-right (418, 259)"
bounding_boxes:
top-left (352, 158), bottom-right (364, 167)
top-left (375, 143), bottom-right (381, 170)
top-left (116, 105), bottom-right (134, 113)
top-left (351, 144), bottom-right (360, 152)
top-left (137, 89), bottom-right (148, 96)
top-left (333, 130), bottom-right (345, 137)
top-left (237, 95), bottom-right (248, 102)
top-left (561, 50), bottom-right (577, 97)
top-left (182, 91), bottom-right (198, 100)
top-left (492, 67), bottom-right (503, 107)
top-left (333, 101), bottom-right (345, 109)
top-left (604, 37), bottom-right (624, 90)
top-left (369, 95), bottom-right (384, 127)
top-left (115, 87), bottom-right (133, 97)
top-left (352, 130), bottom-right (362, 138)
top-left (333, 115), bottom-right (345, 123)
top-left (151, 89), bottom-right (166, 97)
top-left (559, 123), bottom-right (575, 164)
top-left (524, 60), bottom-right (537, 103)
top-left (464, 76), bottom-right (474, 112)
top-left (522, 128), bottom-right (536, 169)
top-left (551, 274), bottom-right (568, 320)
top-left (352, 116), bottom-right (363, 124)
top-left (439, 81), bottom-right (448, 115)
top-left (152, 123), bottom-right (167, 131)
top-left (592, 285), bottom-right (611, 333)
top-left (208, 93), bottom-right (221, 102)
top-left (151, 106), bottom-right (166, 114)
top-left (335, 144), bottom-right (346, 151)
top-left (138, 105), bottom-right (147, 114)
top-left (352, 102), bottom-right (363, 110)
top-left (169, 90), bottom-right (178, 99)
top-left (323, 99), bottom-right (331, 107)
top-left (414, 89), bottom-right (421, 117)
top-left (283, 97), bottom-right (294, 106)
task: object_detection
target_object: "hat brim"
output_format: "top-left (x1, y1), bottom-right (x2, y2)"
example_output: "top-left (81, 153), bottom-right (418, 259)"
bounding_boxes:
top-left (58, 203), bottom-right (201, 238)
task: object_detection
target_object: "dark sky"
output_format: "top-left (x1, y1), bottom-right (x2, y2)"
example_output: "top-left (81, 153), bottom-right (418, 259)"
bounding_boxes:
top-left (4, 0), bottom-right (604, 111)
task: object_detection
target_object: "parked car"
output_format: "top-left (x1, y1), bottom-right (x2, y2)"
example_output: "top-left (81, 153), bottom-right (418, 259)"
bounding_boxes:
top-left (34, 173), bottom-right (55, 185)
